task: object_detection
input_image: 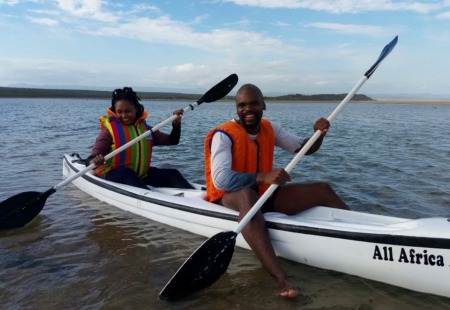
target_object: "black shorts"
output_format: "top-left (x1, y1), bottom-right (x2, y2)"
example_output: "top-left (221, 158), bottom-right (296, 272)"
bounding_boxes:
top-left (214, 187), bottom-right (280, 214)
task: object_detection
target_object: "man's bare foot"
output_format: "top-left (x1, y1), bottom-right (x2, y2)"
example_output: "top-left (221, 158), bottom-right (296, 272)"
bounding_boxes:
top-left (276, 284), bottom-right (299, 298)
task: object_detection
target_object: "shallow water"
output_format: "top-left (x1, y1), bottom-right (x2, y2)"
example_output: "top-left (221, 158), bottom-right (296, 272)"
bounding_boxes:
top-left (0, 99), bottom-right (449, 309)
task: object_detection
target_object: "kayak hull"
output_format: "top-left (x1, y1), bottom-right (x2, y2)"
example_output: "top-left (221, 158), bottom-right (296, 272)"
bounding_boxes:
top-left (62, 154), bottom-right (450, 298)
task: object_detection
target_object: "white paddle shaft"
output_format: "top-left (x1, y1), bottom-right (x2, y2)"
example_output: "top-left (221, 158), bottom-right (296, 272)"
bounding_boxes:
top-left (233, 75), bottom-right (368, 234)
top-left (54, 102), bottom-right (199, 191)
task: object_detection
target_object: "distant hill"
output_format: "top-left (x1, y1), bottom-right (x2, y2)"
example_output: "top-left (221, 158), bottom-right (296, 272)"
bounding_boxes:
top-left (0, 86), bottom-right (206, 100)
top-left (0, 86), bottom-right (373, 101)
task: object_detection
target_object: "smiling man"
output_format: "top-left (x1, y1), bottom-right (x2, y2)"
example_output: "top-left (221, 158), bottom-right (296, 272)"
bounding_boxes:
top-left (204, 83), bottom-right (349, 298)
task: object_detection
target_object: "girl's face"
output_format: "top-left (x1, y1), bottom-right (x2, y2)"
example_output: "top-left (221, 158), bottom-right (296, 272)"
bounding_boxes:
top-left (114, 100), bottom-right (137, 125)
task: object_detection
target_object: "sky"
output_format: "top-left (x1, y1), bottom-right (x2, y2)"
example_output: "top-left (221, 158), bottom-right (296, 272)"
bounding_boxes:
top-left (1, 0), bottom-right (450, 99)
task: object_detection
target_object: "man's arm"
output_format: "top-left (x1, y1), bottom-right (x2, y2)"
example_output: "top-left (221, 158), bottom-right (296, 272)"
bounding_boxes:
top-left (272, 120), bottom-right (328, 155)
top-left (296, 118), bottom-right (329, 154)
top-left (210, 132), bottom-right (256, 191)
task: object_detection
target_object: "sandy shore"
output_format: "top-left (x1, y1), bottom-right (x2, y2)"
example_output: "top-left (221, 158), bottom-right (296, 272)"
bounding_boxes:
top-left (372, 99), bottom-right (450, 104)
top-left (266, 99), bottom-right (450, 104)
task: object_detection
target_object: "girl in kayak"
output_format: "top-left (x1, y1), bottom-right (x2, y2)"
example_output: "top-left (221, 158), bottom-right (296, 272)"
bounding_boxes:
top-left (86, 87), bottom-right (194, 190)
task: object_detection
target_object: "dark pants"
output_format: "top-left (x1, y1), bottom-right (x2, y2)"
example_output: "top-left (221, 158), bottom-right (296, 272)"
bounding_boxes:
top-left (105, 166), bottom-right (194, 190)
top-left (214, 187), bottom-right (280, 213)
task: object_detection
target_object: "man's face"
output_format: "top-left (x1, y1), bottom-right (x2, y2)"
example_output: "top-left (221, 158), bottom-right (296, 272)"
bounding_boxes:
top-left (235, 87), bottom-right (265, 134)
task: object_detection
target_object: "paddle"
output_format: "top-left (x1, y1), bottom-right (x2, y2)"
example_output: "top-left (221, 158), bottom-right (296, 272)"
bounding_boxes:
top-left (159, 36), bottom-right (398, 300)
top-left (0, 73), bottom-right (239, 230)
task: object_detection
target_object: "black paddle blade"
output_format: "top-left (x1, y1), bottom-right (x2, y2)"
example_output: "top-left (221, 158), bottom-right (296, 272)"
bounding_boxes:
top-left (159, 231), bottom-right (237, 300)
top-left (197, 73), bottom-right (238, 104)
top-left (365, 35), bottom-right (398, 78)
top-left (0, 190), bottom-right (53, 229)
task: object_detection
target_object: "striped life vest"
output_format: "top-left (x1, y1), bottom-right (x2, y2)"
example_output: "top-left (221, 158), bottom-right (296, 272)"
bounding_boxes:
top-left (204, 119), bottom-right (275, 202)
top-left (93, 108), bottom-right (153, 178)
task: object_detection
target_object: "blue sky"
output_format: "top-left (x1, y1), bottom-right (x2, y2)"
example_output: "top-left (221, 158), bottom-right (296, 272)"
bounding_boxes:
top-left (1, 0), bottom-right (450, 99)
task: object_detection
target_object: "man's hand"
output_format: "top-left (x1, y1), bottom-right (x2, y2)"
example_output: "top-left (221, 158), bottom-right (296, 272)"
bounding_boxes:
top-left (313, 117), bottom-right (330, 136)
top-left (256, 169), bottom-right (291, 185)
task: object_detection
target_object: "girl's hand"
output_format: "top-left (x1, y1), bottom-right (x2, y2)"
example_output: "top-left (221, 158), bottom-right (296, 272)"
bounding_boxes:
top-left (91, 154), bottom-right (105, 166)
top-left (172, 109), bottom-right (184, 125)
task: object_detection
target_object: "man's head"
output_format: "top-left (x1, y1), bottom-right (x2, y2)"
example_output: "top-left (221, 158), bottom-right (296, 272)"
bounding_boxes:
top-left (235, 84), bottom-right (266, 134)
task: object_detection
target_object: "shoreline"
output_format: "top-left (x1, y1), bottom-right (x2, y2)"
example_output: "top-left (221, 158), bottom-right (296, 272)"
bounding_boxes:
top-left (2, 97), bottom-right (449, 104)
top-left (371, 99), bottom-right (450, 105)
top-left (1, 87), bottom-right (449, 104)
top-left (264, 99), bottom-right (450, 105)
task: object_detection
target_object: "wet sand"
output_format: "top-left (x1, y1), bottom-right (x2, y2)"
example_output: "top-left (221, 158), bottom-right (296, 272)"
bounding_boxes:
top-left (374, 99), bottom-right (450, 104)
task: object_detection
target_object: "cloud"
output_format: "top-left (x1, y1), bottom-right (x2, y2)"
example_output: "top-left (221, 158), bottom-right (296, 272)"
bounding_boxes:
top-left (0, 54), bottom-right (326, 93)
top-left (92, 16), bottom-right (302, 58)
top-left (224, 0), bottom-right (444, 14)
top-left (17, 2), bottom-right (301, 59)
top-left (55, 0), bottom-right (117, 22)
top-left (2, 0), bottom-right (448, 97)
top-left (13, 2), bottom-right (306, 62)
top-left (0, 56), bottom-right (141, 87)
top-left (271, 21), bottom-right (290, 27)
top-left (29, 17), bottom-right (59, 26)
top-left (436, 10), bottom-right (450, 19)
top-left (305, 22), bottom-right (390, 36)
top-left (128, 4), bottom-right (161, 14)
top-left (0, 0), bottom-right (19, 5)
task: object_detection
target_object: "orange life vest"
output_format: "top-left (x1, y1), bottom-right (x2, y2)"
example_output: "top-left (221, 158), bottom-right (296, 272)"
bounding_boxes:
top-left (92, 108), bottom-right (153, 178)
top-left (204, 119), bottom-right (275, 202)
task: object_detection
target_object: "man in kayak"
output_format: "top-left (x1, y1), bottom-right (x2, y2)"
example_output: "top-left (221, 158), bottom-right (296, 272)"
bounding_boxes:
top-left (87, 87), bottom-right (194, 189)
top-left (204, 83), bottom-right (349, 298)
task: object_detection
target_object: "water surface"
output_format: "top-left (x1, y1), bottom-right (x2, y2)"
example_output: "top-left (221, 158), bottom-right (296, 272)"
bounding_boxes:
top-left (1, 99), bottom-right (449, 309)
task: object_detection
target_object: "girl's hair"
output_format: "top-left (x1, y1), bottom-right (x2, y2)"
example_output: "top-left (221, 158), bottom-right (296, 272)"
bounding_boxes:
top-left (111, 87), bottom-right (144, 119)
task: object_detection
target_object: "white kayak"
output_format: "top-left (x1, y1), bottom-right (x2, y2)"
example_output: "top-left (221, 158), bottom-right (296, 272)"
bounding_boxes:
top-left (62, 153), bottom-right (450, 299)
